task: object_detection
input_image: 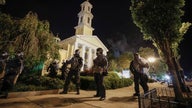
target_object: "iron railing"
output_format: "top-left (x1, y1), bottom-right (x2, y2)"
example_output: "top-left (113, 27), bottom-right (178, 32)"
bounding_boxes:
top-left (138, 88), bottom-right (192, 108)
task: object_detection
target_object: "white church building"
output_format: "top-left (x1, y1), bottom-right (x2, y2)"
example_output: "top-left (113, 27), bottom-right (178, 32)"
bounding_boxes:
top-left (58, 0), bottom-right (108, 71)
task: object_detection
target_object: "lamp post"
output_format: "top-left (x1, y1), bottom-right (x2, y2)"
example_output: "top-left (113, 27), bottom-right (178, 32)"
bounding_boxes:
top-left (147, 57), bottom-right (156, 63)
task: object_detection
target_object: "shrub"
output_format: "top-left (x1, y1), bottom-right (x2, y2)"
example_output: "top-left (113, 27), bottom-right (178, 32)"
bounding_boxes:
top-left (80, 72), bottom-right (133, 90)
top-left (80, 76), bottom-right (95, 90)
top-left (13, 72), bottom-right (133, 92)
top-left (104, 72), bottom-right (133, 89)
top-left (15, 75), bottom-right (64, 91)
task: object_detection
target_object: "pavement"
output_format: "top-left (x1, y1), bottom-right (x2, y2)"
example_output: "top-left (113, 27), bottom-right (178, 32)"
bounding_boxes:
top-left (0, 82), bottom-right (169, 108)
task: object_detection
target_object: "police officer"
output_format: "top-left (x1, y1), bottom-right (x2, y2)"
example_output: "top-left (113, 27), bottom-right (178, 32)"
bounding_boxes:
top-left (60, 60), bottom-right (69, 80)
top-left (92, 48), bottom-right (108, 101)
top-left (130, 53), bottom-right (149, 96)
top-left (0, 51), bottom-right (9, 80)
top-left (61, 49), bottom-right (83, 95)
top-left (0, 51), bottom-right (24, 98)
top-left (47, 60), bottom-right (59, 78)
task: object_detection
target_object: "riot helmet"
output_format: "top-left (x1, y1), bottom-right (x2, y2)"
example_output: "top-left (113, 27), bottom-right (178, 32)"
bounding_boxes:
top-left (96, 48), bottom-right (103, 56)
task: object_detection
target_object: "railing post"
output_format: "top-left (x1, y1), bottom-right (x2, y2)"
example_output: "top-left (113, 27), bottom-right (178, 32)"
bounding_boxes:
top-left (138, 94), bottom-right (141, 108)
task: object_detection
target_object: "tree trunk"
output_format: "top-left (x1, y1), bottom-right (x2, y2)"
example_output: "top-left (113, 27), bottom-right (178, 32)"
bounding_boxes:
top-left (167, 56), bottom-right (184, 101)
top-left (172, 57), bottom-right (190, 96)
top-left (161, 40), bottom-right (184, 101)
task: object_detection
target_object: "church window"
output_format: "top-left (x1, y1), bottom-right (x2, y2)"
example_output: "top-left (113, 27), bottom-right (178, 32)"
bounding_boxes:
top-left (88, 6), bottom-right (90, 12)
top-left (80, 17), bottom-right (83, 23)
top-left (83, 6), bottom-right (85, 11)
top-left (87, 17), bottom-right (90, 24)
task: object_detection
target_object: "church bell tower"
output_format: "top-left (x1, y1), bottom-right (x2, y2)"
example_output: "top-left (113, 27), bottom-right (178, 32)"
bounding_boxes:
top-left (74, 0), bottom-right (94, 36)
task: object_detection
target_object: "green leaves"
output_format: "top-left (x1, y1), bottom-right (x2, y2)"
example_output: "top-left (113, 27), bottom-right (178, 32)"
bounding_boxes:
top-left (0, 11), bottom-right (59, 70)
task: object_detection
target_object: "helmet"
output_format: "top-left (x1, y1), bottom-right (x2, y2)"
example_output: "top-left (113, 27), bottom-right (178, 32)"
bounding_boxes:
top-left (96, 48), bottom-right (103, 55)
top-left (75, 49), bottom-right (80, 55)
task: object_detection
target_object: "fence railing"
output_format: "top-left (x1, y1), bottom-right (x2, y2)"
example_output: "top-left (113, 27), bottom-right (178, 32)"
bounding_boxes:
top-left (138, 88), bottom-right (192, 108)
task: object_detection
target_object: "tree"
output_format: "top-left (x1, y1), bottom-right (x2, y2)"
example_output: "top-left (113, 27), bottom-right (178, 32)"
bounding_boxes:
top-left (138, 47), bottom-right (155, 59)
top-left (0, 0), bottom-right (5, 5)
top-left (0, 11), bottom-right (60, 73)
top-left (117, 51), bottom-right (132, 70)
top-left (130, 0), bottom-right (191, 101)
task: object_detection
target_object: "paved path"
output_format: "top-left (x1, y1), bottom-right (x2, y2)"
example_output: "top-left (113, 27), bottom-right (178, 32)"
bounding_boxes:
top-left (0, 82), bottom-right (167, 108)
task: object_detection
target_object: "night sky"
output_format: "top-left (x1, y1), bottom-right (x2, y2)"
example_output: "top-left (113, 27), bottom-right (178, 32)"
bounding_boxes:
top-left (1, 0), bottom-right (192, 73)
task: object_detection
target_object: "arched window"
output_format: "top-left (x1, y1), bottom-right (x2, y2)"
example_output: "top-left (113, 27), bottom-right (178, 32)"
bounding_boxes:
top-left (80, 17), bottom-right (83, 23)
top-left (88, 6), bottom-right (90, 12)
top-left (87, 17), bottom-right (90, 24)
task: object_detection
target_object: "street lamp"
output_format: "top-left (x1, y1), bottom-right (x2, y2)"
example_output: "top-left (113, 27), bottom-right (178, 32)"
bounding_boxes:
top-left (147, 57), bottom-right (156, 63)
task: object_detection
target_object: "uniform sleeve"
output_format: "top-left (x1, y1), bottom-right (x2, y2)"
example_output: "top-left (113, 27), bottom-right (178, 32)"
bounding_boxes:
top-left (103, 56), bottom-right (108, 71)
top-left (129, 61), bottom-right (135, 73)
top-left (78, 57), bottom-right (83, 68)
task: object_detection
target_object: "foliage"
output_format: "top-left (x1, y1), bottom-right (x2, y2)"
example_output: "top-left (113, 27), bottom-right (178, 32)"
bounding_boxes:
top-left (130, 0), bottom-right (191, 58)
top-left (80, 76), bottom-right (96, 90)
top-left (0, 12), bottom-right (60, 71)
top-left (0, 0), bottom-right (5, 5)
top-left (138, 47), bottom-right (155, 59)
top-left (17, 75), bottom-right (64, 90)
top-left (81, 72), bottom-right (133, 90)
top-left (117, 52), bottom-right (132, 70)
top-left (108, 51), bottom-right (132, 72)
top-left (12, 72), bottom-right (133, 92)
top-left (14, 75), bottom-right (64, 92)
top-left (108, 59), bottom-right (118, 71)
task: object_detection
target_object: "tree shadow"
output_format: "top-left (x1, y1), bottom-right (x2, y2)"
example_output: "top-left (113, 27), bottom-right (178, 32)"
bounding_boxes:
top-left (30, 96), bottom-right (100, 107)
top-left (108, 96), bottom-right (138, 102)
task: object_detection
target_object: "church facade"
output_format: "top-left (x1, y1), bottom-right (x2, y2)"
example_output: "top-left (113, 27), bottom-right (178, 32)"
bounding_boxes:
top-left (58, 0), bottom-right (108, 71)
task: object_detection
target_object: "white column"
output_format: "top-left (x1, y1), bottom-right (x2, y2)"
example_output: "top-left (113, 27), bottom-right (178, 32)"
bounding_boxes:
top-left (81, 45), bottom-right (86, 71)
top-left (74, 42), bottom-right (78, 50)
top-left (67, 44), bottom-right (70, 59)
top-left (88, 47), bottom-right (92, 69)
top-left (71, 44), bottom-right (74, 56)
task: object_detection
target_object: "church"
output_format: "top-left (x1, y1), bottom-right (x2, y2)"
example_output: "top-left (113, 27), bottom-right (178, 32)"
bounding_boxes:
top-left (58, 0), bottom-right (108, 71)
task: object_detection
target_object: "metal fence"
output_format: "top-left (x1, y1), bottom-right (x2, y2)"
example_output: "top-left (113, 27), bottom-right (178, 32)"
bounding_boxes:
top-left (138, 88), bottom-right (192, 108)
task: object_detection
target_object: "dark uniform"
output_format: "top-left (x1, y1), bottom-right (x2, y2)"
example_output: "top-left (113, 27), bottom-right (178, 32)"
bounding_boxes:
top-left (0, 52), bottom-right (9, 80)
top-left (129, 53), bottom-right (149, 96)
top-left (0, 52), bottom-right (9, 91)
top-left (62, 49), bottom-right (83, 95)
top-left (0, 52), bottom-right (24, 98)
top-left (60, 60), bottom-right (69, 80)
top-left (47, 61), bottom-right (59, 78)
top-left (92, 48), bottom-right (108, 101)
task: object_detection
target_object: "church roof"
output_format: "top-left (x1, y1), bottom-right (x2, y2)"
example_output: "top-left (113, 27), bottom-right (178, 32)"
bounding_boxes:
top-left (59, 35), bottom-right (108, 52)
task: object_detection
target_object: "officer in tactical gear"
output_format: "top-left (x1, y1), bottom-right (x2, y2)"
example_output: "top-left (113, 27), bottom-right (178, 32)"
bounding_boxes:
top-left (0, 51), bottom-right (24, 98)
top-left (0, 51), bottom-right (9, 80)
top-left (47, 60), bottom-right (59, 78)
top-left (60, 60), bottom-right (69, 80)
top-left (129, 53), bottom-right (149, 96)
top-left (61, 49), bottom-right (83, 95)
top-left (92, 48), bottom-right (108, 101)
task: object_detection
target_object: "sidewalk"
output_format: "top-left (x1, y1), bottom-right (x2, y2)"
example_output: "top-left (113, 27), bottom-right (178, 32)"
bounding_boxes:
top-left (0, 82), bottom-right (167, 108)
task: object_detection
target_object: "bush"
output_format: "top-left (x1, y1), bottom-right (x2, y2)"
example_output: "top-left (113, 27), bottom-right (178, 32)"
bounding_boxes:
top-left (13, 72), bottom-right (133, 92)
top-left (104, 72), bottom-right (133, 89)
top-left (13, 84), bottom-right (47, 92)
top-left (80, 72), bottom-right (133, 90)
top-left (14, 75), bottom-right (64, 91)
top-left (80, 76), bottom-right (95, 90)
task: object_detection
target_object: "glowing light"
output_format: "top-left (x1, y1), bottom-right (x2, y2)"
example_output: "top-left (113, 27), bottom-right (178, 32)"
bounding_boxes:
top-left (164, 74), bottom-right (170, 80)
top-left (147, 57), bottom-right (156, 63)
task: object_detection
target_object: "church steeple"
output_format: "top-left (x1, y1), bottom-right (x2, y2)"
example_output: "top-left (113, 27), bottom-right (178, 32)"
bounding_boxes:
top-left (74, 0), bottom-right (94, 36)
